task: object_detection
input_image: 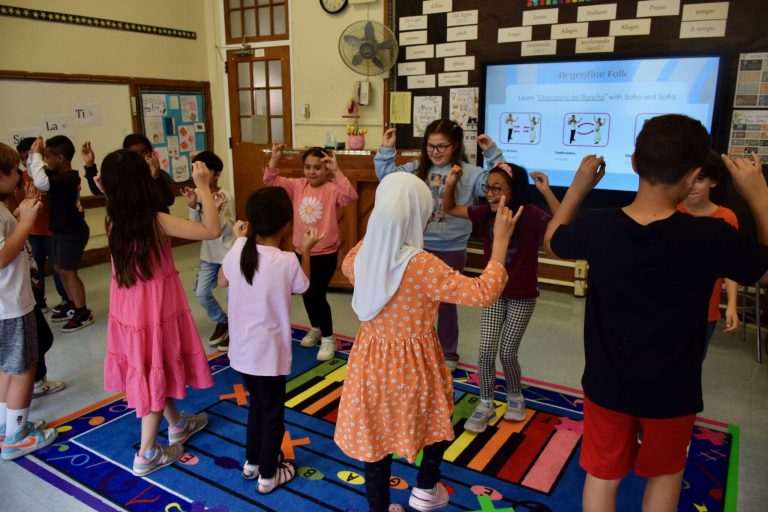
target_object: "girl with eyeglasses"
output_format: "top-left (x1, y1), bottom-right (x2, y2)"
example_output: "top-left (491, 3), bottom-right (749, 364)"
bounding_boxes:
top-left (443, 162), bottom-right (560, 433)
top-left (374, 119), bottom-right (503, 370)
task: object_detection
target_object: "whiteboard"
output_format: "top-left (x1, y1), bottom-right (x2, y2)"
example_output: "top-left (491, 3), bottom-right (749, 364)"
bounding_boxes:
top-left (0, 79), bottom-right (133, 196)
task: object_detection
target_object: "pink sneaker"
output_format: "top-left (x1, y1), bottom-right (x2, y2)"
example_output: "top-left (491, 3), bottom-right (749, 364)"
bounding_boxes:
top-left (409, 482), bottom-right (449, 511)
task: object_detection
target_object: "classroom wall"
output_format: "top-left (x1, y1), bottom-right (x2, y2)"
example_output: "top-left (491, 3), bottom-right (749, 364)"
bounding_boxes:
top-left (1, 0), bottom-right (229, 251)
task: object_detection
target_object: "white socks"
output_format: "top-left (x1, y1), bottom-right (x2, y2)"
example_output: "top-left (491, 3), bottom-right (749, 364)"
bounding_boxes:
top-left (6, 407), bottom-right (29, 438)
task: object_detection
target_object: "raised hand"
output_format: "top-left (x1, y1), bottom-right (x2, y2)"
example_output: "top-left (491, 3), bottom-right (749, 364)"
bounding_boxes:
top-left (192, 161), bottom-right (212, 188)
top-left (31, 136), bottom-right (44, 155)
top-left (17, 198), bottom-right (42, 225)
top-left (477, 134), bottom-right (494, 150)
top-left (445, 165), bottom-right (463, 187)
top-left (145, 154), bottom-right (161, 179)
top-left (300, 227), bottom-right (323, 253)
top-left (269, 143), bottom-right (285, 167)
top-left (570, 155), bottom-right (605, 195)
top-left (81, 141), bottom-right (95, 167)
top-left (382, 127), bottom-right (397, 148)
top-left (213, 191), bottom-right (228, 210)
top-left (232, 219), bottom-right (249, 238)
top-left (180, 186), bottom-right (197, 208)
top-left (493, 195), bottom-right (524, 242)
top-left (322, 150), bottom-right (340, 175)
top-left (529, 171), bottom-right (551, 192)
top-left (721, 152), bottom-right (768, 206)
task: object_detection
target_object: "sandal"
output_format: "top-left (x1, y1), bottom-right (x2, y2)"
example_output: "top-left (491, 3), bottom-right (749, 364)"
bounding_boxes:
top-left (242, 461), bottom-right (258, 480)
top-left (257, 461), bottom-right (296, 494)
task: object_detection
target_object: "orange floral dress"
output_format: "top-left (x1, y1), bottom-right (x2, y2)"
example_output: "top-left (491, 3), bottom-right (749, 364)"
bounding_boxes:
top-left (334, 242), bottom-right (508, 463)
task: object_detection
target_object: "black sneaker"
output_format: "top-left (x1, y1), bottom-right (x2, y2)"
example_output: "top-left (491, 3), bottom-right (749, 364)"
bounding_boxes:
top-left (62, 309), bottom-right (94, 333)
top-left (208, 322), bottom-right (229, 346)
top-left (50, 301), bottom-right (75, 322)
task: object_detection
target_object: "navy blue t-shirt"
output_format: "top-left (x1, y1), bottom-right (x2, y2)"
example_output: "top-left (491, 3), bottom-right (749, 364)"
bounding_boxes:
top-left (551, 209), bottom-right (768, 418)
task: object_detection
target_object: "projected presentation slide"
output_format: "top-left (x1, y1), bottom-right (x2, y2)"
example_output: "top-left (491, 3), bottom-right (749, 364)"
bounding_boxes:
top-left (484, 56), bottom-right (721, 191)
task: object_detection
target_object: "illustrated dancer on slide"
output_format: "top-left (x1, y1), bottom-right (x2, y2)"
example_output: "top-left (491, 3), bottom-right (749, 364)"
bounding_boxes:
top-left (568, 115), bottom-right (581, 144)
top-left (594, 117), bottom-right (605, 144)
top-left (528, 115), bottom-right (538, 143)
top-left (505, 114), bottom-right (517, 142)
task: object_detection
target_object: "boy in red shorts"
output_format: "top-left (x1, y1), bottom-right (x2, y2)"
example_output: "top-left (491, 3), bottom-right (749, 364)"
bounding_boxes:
top-left (545, 114), bottom-right (768, 511)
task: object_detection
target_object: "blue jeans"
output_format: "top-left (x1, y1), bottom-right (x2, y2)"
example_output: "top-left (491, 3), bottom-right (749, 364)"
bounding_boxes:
top-left (194, 260), bottom-right (227, 324)
top-left (29, 234), bottom-right (68, 307)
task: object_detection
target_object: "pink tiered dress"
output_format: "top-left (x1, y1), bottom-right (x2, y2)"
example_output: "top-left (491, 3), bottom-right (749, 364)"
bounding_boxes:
top-left (103, 243), bottom-right (213, 417)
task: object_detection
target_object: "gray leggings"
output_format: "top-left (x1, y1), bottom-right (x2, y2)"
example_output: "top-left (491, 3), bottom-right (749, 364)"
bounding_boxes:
top-left (478, 297), bottom-right (536, 400)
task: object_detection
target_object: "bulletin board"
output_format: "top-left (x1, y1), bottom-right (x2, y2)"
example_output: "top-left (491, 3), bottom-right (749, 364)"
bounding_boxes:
top-left (391, 0), bottom-right (768, 151)
top-left (134, 82), bottom-right (213, 183)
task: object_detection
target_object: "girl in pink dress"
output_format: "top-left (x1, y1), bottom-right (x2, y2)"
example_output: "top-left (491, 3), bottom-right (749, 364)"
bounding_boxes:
top-left (335, 172), bottom-right (521, 512)
top-left (99, 150), bottom-right (221, 477)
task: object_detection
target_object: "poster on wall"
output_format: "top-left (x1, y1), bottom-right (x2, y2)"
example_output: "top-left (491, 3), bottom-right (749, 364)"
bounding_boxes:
top-left (728, 110), bottom-right (768, 163)
top-left (41, 116), bottom-right (74, 139)
top-left (154, 147), bottom-right (170, 172)
top-left (145, 117), bottom-right (164, 146)
top-left (171, 155), bottom-right (190, 182)
top-left (180, 95), bottom-right (199, 122)
top-left (449, 87), bottom-right (479, 131)
top-left (143, 94), bottom-right (168, 116)
top-left (413, 96), bottom-right (443, 137)
top-left (71, 103), bottom-right (102, 127)
top-left (734, 52), bottom-right (768, 107)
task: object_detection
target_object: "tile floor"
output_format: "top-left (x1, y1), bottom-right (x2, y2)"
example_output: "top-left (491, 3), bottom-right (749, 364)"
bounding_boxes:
top-left (4, 243), bottom-right (768, 511)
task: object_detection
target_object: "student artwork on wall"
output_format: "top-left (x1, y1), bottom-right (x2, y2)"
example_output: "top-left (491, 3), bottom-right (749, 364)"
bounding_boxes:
top-left (136, 84), bottom-right (211, 182)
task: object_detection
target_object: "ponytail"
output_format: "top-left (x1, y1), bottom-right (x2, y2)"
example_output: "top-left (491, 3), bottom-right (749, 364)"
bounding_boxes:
top-left (240, 232), bottom-right (259, 285)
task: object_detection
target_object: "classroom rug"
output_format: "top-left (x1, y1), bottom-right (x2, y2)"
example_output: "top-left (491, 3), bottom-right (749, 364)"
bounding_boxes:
top-left (15, 327), bottom-right (738, 512)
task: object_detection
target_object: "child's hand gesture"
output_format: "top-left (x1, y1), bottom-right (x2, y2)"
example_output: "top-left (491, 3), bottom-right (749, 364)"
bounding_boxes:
top-left (382, 128), bottom-right (397, 148)
top-left (213, 191), bottom-right (228, 210)
top-left (93, 173), bottom-right (105, 194)
top-left (17, 198), bottom-right (42, 226)
top-left (445, 165), bottom-right (463, 187)
top-left (180, 186), bottom-right (197, 208)
top-left (721, 152), bottom-right (768, 206)
top-left (477, 134), bottom-right (494, 150)
top-left (300, 227), bottom-right (323, 253)
top-left (529, 171), bottom-right (551, 192)
top-left (322, 150), bottom-right (340, 176)
top-left (81, 141), bottom-right (95, 167)
top-left (269, 143), bottom-right (284, 167)
top-left (31, 136), bottom-right (44, 155)
top-left (232, 219), bottom-right (249, 238)
top-left (192, 161), bottom-right (212, 188)
top-left (145, 154), bottom-right (161, 179)
top-left (570, 155), bottom-right (605, 196)
top-left (493, 195), bottom-right (524, 241)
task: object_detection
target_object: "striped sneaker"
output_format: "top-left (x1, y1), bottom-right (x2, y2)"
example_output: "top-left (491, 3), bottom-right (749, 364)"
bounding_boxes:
top-left (1, 425), bottom-right (58, 460)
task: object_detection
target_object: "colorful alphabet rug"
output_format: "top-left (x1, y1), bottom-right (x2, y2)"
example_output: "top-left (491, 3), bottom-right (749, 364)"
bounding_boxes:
top-left (15, 327), bottom-right (737, 511)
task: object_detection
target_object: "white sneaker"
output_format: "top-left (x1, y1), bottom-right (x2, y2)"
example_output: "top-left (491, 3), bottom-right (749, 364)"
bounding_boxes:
top-left (504, 393), bottom-right (526, 421)
top-left (300, 328), bottom-right (321, 347)
top-left (464, 402), bottom-right (496, 433)
top-left (409, 482), bottom-right (449, 511)
top-left (316, 336), bottom-right (336, 361)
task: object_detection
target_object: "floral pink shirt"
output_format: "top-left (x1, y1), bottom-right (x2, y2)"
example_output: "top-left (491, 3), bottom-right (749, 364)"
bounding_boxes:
top-left (264, 166), bottom-right (358, 255)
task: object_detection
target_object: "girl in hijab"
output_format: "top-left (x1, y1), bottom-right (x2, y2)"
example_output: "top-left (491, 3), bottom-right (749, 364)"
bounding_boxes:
top-left (334, 172), bottom-right (522, 512)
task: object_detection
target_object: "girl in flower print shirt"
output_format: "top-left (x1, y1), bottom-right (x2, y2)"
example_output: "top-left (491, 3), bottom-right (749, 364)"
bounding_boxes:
top-left (264, 144), bottom-right (358, 361)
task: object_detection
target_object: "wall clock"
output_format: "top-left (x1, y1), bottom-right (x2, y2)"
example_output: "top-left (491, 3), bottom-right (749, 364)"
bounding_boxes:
top-left (320, 0), bottom-right (348, 14)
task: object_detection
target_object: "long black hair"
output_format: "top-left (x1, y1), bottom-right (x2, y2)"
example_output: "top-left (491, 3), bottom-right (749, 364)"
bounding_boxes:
top-left (415, 119), bottom-right (465, 181)
top-left (101, 150), bottom-right (164, 288)
top-left (240, 187), bottom-right (293, 285)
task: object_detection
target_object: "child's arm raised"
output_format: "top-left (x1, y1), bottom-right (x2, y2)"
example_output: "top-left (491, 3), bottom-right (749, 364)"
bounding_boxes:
top-left (158, 162), bottom-right (221, 241)
top-left (721, 152), bottom-right (768, 283)
top-left (27, 137), bottom-right (50, 192)
top-left (263, 143), bottom-right (298, 194)
top-left (530, 171), bottom-right (560, 214)
top-left (544, 155), bottom-right (605, 257)
top-left (81, 141), bottom-right (103, 196)
top-left (0, 199), bottom-right (41, 269)
top-left (323, 151), bottom-right (359, 205)
top-left (442, 165), bottom-right (470, 219)
top-left (374, 128), bottom-right (420, 179)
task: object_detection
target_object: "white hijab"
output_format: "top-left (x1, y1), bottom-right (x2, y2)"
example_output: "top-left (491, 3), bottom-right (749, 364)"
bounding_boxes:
top-left (352, 172), bottom-right (434, 321)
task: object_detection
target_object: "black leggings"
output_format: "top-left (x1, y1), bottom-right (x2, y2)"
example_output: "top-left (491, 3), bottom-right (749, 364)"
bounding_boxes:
top-left (364, 441), bottom-right (450, 512)
top-left (297, 252), bottom-right (337, 337)
top-left (240, 373), bottom-right (286, 478)
top-left (33, 305), bottom-right (53, 382)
